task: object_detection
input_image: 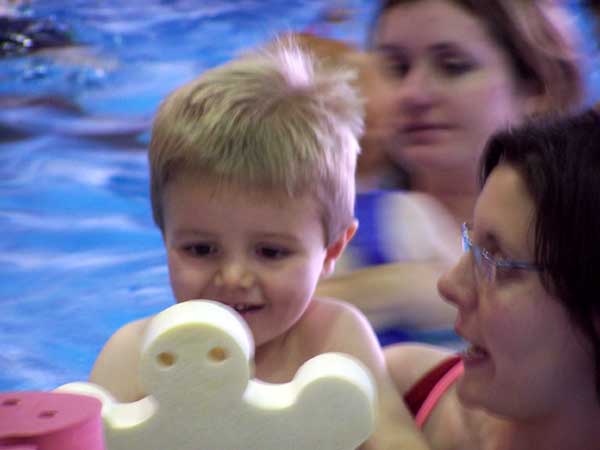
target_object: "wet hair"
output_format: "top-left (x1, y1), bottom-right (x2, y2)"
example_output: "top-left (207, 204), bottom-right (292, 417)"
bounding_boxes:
top-left (480, 109), bottom-right (600, 399)
top-left (149, 37), bottom-right (363, 245)
top-left (371, 0), bottom-right (585, 115)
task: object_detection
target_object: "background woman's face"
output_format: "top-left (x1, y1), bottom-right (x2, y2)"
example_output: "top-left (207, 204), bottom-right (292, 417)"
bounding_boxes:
top-left (374, 0), bottom-right (528, 179)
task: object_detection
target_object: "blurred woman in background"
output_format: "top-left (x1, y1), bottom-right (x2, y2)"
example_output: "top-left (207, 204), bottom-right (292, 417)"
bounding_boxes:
top-left (317, 0), bottom-right (587, 338)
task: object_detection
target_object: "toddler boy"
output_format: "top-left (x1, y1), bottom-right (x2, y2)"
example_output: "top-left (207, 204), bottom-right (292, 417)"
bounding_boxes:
top-left (90, 38), bottom-right (428, 450)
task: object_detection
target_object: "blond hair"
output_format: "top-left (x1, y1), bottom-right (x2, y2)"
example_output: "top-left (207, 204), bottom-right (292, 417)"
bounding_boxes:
top-left (149, 37), bottom-right (364, 244)
top-left (288, 32), bottom-right (396, 181)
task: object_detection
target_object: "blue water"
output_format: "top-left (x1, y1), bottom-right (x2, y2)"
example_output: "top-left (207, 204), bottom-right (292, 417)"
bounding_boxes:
top-left (0, 1), bottom-right (598, 392)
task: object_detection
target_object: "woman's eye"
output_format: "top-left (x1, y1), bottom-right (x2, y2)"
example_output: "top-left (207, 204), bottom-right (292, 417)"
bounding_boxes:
top-left (438, 58), bottom-right (475, 76)
top-left (257, 246), bottom-right (290, 260)
top-left (376, 50), bottom-right (410, 78)
top-left (494, 266), bottom-right (522, 283)
top-left (494, 255), bottom-right (528, 283)
top-left (184, 243), bottom-right (217, 257)
top-left (382, 58), bottom-right (410, 78)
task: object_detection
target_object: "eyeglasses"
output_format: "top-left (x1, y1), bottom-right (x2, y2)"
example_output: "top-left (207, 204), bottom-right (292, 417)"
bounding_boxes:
top-left (461, 222), bottom-right (542, 285)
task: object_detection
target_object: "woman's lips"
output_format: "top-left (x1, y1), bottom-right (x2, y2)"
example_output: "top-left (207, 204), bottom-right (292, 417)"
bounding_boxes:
top-left (455, 324), bottom-right (490, 367)
top-left (460, 344), bottom-right (490, 367)
top-left (403, 123), bottom-right (451, 132)
top-left (400, 123), bottom-right (453, 143)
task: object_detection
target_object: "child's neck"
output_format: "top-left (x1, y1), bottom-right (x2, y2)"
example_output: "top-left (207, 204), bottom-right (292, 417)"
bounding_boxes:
top-left (253, 330), bottom-right (296, 384)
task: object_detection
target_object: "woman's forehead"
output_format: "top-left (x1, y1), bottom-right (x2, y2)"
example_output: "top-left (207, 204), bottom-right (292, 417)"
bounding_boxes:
top-left (474, 165), bottom-right (536, 255)
top-left (375, 0), bottom-right (496, 50)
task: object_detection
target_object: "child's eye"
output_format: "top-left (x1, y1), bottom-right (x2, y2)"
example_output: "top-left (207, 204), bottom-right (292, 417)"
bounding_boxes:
top-left (184, 243), bottom-right (218, 257)
top-left (256, 246), bottom-right (290, 260)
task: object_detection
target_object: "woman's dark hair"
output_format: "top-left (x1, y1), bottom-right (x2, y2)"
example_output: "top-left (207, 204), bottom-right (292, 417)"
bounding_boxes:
top-left (370, 0), bottom-right (584, 114)
top-left (480, 109), bottom-right (600, 399)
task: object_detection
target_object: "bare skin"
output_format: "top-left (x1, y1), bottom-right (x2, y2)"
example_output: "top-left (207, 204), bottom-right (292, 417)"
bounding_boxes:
top-left (91, 297), bottom-right (431, 450)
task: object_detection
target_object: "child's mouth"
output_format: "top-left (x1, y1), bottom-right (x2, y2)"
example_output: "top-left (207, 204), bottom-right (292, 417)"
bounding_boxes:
top-left (232, 303), bottom-right (263, 315)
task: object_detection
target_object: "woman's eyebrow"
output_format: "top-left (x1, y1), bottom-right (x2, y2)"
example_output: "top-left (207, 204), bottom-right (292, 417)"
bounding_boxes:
top-left (375, 43), bottom-right (407, 56)
top-left (377, 41), bottom-right (468, 57)
top-left (429, 42), bottom-right (465, 54)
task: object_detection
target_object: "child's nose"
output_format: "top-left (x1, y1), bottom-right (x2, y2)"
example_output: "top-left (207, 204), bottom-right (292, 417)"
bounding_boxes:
top-left (437, 252), bottom-right (477, 313)
top-left (214, 260), bottom-right (254, 289)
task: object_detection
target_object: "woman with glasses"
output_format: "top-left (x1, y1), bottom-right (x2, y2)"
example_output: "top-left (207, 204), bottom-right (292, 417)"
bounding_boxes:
top-left (385, 110), bottom-right (600, 449)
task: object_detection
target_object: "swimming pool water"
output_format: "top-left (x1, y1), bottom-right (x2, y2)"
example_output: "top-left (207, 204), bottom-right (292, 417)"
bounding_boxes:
top-left (1, 0), bottom-right (598, 392)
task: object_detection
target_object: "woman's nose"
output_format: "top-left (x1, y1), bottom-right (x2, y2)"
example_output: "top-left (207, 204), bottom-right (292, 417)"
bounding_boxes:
top-left (397, 63), bottom-right (437, 112)
top-left (437, 252), bottom-right (478, 312)
top-left (214, 260), bottom-right (254, 289)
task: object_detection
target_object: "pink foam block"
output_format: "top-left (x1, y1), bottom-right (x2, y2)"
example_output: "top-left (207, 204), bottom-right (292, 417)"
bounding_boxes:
top-left (0, 391), bottom-right (105, 450)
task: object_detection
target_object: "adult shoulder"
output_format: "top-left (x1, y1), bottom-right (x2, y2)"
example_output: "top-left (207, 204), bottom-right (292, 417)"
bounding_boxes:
top-left (384, 343), bottom-right (455, 395)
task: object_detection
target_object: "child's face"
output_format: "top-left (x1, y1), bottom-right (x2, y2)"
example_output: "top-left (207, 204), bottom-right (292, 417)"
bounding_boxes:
top-left (161, 176), bottom-right (335, 349)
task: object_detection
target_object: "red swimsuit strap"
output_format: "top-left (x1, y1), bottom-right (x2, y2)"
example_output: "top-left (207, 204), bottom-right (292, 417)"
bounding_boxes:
top-left (404, 355), bottom-right (462, 418)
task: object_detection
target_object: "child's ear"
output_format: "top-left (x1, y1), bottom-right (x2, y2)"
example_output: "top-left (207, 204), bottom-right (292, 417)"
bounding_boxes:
top-left (321, 219), bottom-right (358, 278)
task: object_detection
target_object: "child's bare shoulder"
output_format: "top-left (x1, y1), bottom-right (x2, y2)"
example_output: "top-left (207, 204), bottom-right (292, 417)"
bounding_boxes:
top-left (304, 296), bottom-right (368, 331)
top-left (310, 295), bottom-right (366, 317)
top-left (297, 297), bottom-right (377, 355)
top-left (103, 316), bottom-right (152, 353)
top-left (89, 316), bottom-right (153, 401)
